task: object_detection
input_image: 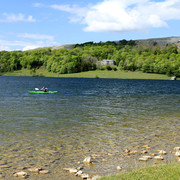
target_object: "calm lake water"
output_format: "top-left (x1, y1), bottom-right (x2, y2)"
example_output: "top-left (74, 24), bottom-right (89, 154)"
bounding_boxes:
top-left (0, 76), bottom-right (180, 179)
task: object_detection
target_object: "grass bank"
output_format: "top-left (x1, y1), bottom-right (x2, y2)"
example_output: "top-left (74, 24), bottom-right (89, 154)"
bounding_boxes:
top-left (99, 163), bottom-right (180, 180)
top-left (1, 69), bottom-right (171, 80)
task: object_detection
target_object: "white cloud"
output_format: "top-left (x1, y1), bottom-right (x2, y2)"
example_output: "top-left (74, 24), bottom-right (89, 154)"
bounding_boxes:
top-left (50, 4), bottom-right (89, 22)
top-left (22, 45), bottom-right (40, 51)
top-left (0, 36), bottom-right (58, 51)
top-left (0, 13), bottom-right (36, 22)
top-left (49, 0), bottom-right (180, 33)
top-left (17, 33), bottom-right (54, 41)
top-left (33, 3), bottom-right (44, 7)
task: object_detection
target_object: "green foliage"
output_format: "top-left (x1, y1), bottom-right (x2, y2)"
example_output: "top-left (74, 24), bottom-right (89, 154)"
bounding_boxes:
top-left (0, 40), bottom-right (179, 77)
top-left (99, 163), bottom-right (180, 180)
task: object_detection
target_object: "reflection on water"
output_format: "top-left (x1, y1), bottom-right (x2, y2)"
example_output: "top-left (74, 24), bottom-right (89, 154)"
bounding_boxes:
top-left (0, 76), bottom-right (180, 179)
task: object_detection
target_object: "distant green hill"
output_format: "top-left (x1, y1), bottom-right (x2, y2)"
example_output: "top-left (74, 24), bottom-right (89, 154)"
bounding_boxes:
top-left (31, 36), bottom-right (180, 51)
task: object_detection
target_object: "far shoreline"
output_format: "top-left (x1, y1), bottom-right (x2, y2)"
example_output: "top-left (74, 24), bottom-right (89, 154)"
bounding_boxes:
top-left (0, 69), bottom-right (174, 80)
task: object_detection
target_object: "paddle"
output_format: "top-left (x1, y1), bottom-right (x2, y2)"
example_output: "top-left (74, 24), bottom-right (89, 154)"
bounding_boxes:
top-left (35, 88), bottom-right (39, 91)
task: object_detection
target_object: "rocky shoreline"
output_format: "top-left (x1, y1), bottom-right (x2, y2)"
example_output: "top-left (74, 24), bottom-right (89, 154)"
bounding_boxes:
top-left (62, 146), bottom-right (180, 179)
top-left (1, 146), bottom-right (178, 179)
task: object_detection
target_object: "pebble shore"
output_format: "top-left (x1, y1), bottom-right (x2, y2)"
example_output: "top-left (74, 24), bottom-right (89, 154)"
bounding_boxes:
top-left (2, 145), bottom-right (179, 179)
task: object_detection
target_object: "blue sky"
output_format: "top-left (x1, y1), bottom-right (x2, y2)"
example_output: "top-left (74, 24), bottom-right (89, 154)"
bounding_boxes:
top-left (0, 0), bottom-right (180, 51)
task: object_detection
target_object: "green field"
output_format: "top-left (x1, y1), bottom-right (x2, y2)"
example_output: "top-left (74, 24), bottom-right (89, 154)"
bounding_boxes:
top-left (1, 69), bottom-right (171, 80)
top-left (99, 163), bottom-right (180, 180)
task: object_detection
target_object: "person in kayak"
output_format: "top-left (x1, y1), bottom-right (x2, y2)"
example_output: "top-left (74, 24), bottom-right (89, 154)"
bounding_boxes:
top-left (41, 86), bottom-right (48, 92)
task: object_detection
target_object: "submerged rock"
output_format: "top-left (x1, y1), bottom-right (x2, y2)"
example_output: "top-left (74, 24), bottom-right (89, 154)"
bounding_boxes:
top-left (75, 170), bottom-right (83, 176)
top-left (139, 157), bottom-right (148, 161)
top-left (129, 150), bottom-right (138, 155)
top-left (39, 170), bottom-right (49, 174)
top-left (63, 168), bottom-right (78, 174)
top-left (69, 168), bottom-right (78, 174)
top-left (83, 157), bottom-right (93, 163)
top-left (141, 150), bottom-right (148, 154)
top-left (124, 149), bottom-right (130, 153)
top-left (27, 167), bottom-right (42, 173)
top-left (81, 173), bottom-right (89, 179)
top-left (13, 171), bottom-right (28, 178)
top-left (154, 156), bottom-right (164, 160)
top-left (116, 166), bottom-right (122, 171)
top-left (175, 151), bottom-right (180, 157)
top-left (159, 150), bottom-right (167, 155)
top-left (142, 155), bottom-right (152, 159)
top-left (149, 153), bottom-right (156, 156)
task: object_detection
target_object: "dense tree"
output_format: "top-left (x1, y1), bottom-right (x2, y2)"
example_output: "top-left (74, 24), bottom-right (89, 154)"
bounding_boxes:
top-left (0, 40), bottom-right (179, 77)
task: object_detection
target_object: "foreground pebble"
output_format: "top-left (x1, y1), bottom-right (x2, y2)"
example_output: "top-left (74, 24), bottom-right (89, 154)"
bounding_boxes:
top-left (154, 156), bottom-right (164, 160)
top-left (13, 171), bottom-right (28, 178)
top-left (116, 166), bottom-right (122, 171)
top-left (159, 150), bottom-right (167, 155)
top-left (27, 167), bottom-right (42, 173)
top-left (83, 157), bottom-right (93, 163)
top-left (39, 170), bottom-right (49, 174)
top-left (139, 157), bottom-right (148, 161)
top-left (175, 151), bottom-right (180, 157)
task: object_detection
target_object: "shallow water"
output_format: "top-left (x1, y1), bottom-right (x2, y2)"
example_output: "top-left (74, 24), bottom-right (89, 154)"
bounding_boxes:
top-left (0, 76), bottom-right (179, 179)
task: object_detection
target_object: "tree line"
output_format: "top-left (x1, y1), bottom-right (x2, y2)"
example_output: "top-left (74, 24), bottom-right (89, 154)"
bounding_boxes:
top-left (0, 39), bottom-right (180, 77)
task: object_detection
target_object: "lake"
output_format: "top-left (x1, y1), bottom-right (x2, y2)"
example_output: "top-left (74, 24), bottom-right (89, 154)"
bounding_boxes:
top-left (0, 76), bottom-right (180, 179)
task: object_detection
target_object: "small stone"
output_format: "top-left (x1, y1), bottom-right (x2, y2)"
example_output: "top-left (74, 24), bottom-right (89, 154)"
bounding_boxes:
top-left (141, 150), bottom-right (148, 154)
top-left (39, 170), bottom-right (49, 174)
top-left (139, 157), bottom-right (148, 161)
top-left (116, 166), bottom-right (122, 171)
top-left (75, 170), bottom-right (83, 176)
top-left (142, 155), bottom-right (152, 159)
top-left (83, 157), bottom-right (93, 163)
top-left (13, 171), bottom-right (28, 178)
top-left (149, 153), bottom-right (156, 156)
top-left (129, 150), bottom-right (138, 155)
top-left (63, 168), bottom-right (78, 174)
top-left (69, 168), bottom-right (78, 174)
top-left (28, 167), bottom-right (42, 173)
top-left (125, 149), bottom-right (130, 153)
top-left (81, 173), bottom-right (89, 179)
top-left (77, 166), bottom-right (84, 170)
top-left (174, 147), bottom-right (180, 151)
top-left (159, 150), bottom-right (167, 155)
top-left (154, 156), bottom-right (164, 160)
top-left (175, 151), bottom-right (180, 157)
top-left (102, 159), bottom-right (107, 162)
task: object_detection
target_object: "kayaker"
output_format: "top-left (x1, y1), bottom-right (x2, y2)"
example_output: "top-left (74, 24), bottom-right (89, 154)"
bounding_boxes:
top-left (41, 86), bottom-right (48, 92)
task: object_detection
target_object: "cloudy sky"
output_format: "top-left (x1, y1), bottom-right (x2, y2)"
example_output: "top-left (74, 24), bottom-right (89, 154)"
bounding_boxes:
top-left (0, 0), bottom-right (180, 51)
